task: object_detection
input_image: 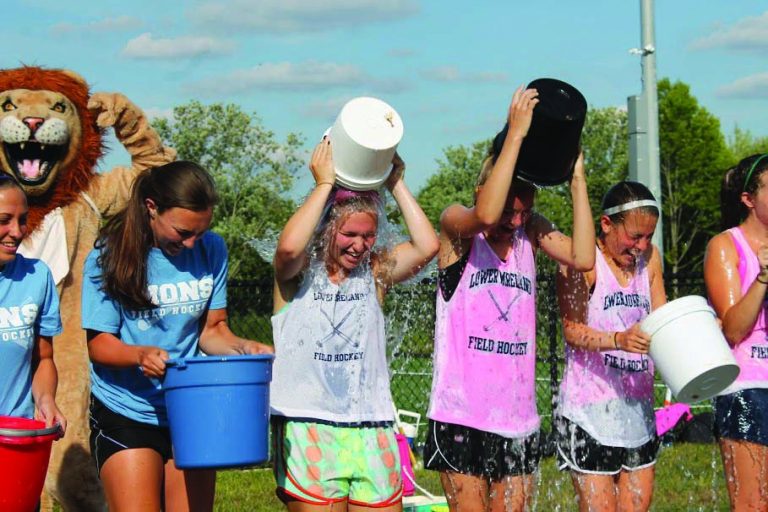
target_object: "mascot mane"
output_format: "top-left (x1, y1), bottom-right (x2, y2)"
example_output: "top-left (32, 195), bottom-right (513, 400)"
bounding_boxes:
top-left (0, 66), bottom-right (104, 231)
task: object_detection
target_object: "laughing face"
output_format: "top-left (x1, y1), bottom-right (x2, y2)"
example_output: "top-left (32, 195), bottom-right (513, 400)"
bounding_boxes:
top-left (330, 211), bottom-right (378, 272)
top-left (601, 209), bottom-right (658, 268)
top-left (0, 89), bottom-right (81, 196)
top-left (0, 185), bottom-right (28, 267)
top-left (147, 202), bottom-right (213, 257)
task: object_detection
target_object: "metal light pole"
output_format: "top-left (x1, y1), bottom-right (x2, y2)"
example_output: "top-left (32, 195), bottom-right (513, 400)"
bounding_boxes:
top-left (628, 0), bottom-right (663, 258)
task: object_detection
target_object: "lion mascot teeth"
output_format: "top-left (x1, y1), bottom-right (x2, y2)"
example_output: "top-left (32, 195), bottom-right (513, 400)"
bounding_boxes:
top-left (0, 66), bottom-right (175, 512)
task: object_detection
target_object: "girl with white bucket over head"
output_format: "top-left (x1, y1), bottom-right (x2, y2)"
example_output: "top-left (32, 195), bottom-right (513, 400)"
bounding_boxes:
top-left (423, 87), bottom-right (595, 512)
top-left (704, 153), bottom-right (768, 510)
top-left (82, 161), bottom-right (272, 512)
top-left (555, 181), bottom-right (665, 512)
top-left (270, 138), bottom-right (439, 511)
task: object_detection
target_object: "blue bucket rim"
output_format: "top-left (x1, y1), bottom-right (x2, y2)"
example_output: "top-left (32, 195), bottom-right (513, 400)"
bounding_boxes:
top-left (166, 354), bottom-right (274, 368)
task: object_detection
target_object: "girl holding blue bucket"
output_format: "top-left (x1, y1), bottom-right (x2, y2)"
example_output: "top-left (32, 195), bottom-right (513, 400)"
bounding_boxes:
top-left (555, 182), bottom-right (665, 512)
top-left (0, 175), bottom-right (66, 430)
top-left (424, 88), bottom-right (595, 512)
top-left (705, 154), bottom-right (768, 510)
top-left (82, 161), bottom-right (272, 512)
top-left (270, 138), bottom-right (439, 511)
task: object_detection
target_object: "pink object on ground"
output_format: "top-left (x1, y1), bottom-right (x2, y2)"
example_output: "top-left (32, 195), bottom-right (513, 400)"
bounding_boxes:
top-left (395, 433), bottom-right (415, 496)
top-left (655, 403), bottom-right (693, 436)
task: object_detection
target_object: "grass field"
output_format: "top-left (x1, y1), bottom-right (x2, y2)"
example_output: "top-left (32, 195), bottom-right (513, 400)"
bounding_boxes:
top-left (207, 442), bottom-right (729, 511)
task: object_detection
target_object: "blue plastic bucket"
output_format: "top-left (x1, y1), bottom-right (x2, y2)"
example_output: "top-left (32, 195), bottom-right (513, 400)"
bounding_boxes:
top-left (163, 354), bottom-right (274, 469)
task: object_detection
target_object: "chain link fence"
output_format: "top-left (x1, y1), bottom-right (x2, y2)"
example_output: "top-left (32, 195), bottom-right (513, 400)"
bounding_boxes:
top-left (227, 271), bottom-right (708, 451)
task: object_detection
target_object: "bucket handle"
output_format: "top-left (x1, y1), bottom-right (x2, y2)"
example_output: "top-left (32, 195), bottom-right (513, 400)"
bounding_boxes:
top-left (0, 422), bottom-right (63, 439)
top-left (165, 359), bottom-right (186, 369)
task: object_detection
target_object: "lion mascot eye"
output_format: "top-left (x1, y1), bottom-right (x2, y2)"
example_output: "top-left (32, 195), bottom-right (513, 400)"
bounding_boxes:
top-left (1, 98), bottom-right (14, 112)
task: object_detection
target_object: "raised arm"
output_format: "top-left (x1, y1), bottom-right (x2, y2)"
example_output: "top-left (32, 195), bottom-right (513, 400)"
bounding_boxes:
top-left (376, 154), bottom-right (439, 288)
top-left (705, 232), bottom-right (767, 345)
top-left (440, 87), bottom-right (539, 242)
top-left (273, 139), bottom-right (336, 284)
top-left (532, 153), bottom-right (595, 271)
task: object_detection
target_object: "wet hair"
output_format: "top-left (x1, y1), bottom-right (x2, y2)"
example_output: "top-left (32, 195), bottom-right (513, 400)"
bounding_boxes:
top-left (475, 123), bottom-right (537, 199)
top-left (311, 187), bottom-right (382, 271)
top-left (95, 161), bottom-right (218, 310)
top-left (720, 154), bottom-right (768, 230)
top-left (601, 181), bottom-right (659, 223)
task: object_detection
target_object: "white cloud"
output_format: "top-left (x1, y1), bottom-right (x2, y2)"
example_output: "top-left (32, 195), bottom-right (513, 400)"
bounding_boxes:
top-left (143, 107), bottom-right (175, 120)
top-left (421, 66), bottom-right (508, 84)
top-left (188, 61), bottom-right (367, 95)
top-left (189, 0), bottom-right (418, 33)
top-left (388, 48), bottom-right (416, 58)
top-left (716, 72), bottom-right (768, 99)
top-left (52, 15), bottom-right (143, 35)
top-left (301, 97), bottom-right (351, 120)
top-left (690, 11), bottom-right (768, 52)
top-left (122, 33), bottom-right (235, 59)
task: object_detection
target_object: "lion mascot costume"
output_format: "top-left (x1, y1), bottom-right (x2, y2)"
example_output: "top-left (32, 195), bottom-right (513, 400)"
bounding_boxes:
top-left (0, 66), bottom-right (175, 511)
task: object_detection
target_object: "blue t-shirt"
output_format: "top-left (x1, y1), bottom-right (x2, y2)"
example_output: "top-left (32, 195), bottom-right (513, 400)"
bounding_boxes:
top-left (0, 255), bottom-right (62, 418)
top-left (82, 231), bottom-right (228, 426)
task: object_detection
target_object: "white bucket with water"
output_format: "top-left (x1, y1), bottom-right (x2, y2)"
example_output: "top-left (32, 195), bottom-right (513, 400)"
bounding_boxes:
top-left (327, 97), bottom-right (403, 191)
top-left (642, 295), bottom-right (739, 404)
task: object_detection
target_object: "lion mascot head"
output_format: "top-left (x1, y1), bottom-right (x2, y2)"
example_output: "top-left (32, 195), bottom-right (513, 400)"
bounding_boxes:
top-left (0, 65), bottom-right (103, 232)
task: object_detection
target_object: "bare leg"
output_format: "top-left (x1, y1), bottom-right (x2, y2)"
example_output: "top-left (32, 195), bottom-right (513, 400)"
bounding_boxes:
top-left (616, 466), bottom-right (654, 512)
top-left (570, 472), bottom-right (617, 512)
top-left (100, 448), bottom-right (164, 512)
top-left (439, 471), bottom-right (489, 512)
top-left (720, 438), bottom-right (768, 510)
top-left (163, 460), bottom-right (216, 512)
top-left (489, 474), bottom-right (536, 512)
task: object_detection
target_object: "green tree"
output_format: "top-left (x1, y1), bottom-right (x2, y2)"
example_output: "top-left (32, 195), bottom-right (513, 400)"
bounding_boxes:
top-left (153, 101), bottom-right (304, 278)
top-left (415, 140), bottom-right (491, 227)
top-left (657, 78), bottom-right (730, 276)
top-left (728, 126), bottom-right (768, 163)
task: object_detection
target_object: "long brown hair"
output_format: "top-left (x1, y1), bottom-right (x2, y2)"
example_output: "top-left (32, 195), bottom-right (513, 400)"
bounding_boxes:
top-left (94, 161), bottom-right (218, 310)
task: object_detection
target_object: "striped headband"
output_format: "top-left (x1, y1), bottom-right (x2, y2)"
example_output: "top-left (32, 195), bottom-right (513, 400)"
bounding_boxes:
top-left (603, 199), bottom-right (659, 217)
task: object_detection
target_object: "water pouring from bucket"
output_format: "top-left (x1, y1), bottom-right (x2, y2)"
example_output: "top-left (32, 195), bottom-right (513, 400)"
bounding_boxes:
top-left (325, 96), bottom-right (404, 191)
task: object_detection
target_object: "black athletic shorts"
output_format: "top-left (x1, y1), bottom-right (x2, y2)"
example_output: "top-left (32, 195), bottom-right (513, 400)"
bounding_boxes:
top-left (423, 419), bottom-right (540, 480)
top-left (89, 395), bottom-right (173, 474)
top-left (714, 388), bottom-right (768, 447)
top-left (555, 417), bottom-right (659, 475)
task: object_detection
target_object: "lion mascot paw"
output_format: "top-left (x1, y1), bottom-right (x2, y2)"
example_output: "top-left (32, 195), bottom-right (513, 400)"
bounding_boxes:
top-left (0, 66), bottom-right (175, 512)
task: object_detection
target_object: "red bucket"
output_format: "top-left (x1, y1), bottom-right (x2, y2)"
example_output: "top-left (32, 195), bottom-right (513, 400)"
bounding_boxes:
top-left (0, 416), bottom-right (61, 512)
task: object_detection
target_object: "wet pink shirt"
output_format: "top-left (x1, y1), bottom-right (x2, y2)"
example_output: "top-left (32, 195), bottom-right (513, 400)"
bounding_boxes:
top-left (428, 231), bottom-right (538, 438)
top-left (719, 227), bottom-right (768, 394)
top-left (558, 248), bottom-right (655, 447)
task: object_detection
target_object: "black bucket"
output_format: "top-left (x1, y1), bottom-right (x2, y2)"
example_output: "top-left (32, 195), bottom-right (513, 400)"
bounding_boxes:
top-left (514, 78), bottom-right (587, 186)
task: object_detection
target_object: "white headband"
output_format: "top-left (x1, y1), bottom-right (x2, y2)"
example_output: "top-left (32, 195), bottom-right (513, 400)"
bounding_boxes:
top-left (603, 199), bottom-right (659, 217)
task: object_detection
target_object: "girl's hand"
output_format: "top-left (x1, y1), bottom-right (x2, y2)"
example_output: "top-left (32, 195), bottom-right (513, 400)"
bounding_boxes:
top-left (386, 152), bottom-right (405, 191)
top-left (35, 396), bottom-right (67, 434)
top-left (507, 86), bottom-right (539, 140)
top-left (137, 347), bottom-right (169, 378)
top-left (240, 341), bottom-right (275, 355)
top-left (757, 245), bottom-right (768, 284)
top-left (615, 324), bottom-right (652, 354)
top-left (309, 138), bottom-right (335, 186)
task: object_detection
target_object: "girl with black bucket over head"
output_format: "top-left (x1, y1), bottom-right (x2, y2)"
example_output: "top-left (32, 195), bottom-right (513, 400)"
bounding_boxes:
top-left (424, 87), bottom-right (595, 512)
top-left (555, 181), bottom-right (665, 512)
top-left (0, 175), bottom-right (66, 430)
top-left (82, 161), bottom-right (272, 512)
top-left (270, 137), bottom-right (439, 511)
top-left (705, 154), bottom-right (768, 510)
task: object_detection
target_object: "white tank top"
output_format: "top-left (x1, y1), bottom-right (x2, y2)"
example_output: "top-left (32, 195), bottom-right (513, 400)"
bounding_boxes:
top-left (270, 262), bottom-right (394, 423)
top-left (558, 247), bottom-right (655, 448)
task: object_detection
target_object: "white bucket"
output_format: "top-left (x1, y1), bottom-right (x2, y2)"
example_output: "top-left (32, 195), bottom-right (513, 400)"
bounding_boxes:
top-left (327, 97), bottom-right (403, 191)
top-left (642, 295), bottom-right (739, 403)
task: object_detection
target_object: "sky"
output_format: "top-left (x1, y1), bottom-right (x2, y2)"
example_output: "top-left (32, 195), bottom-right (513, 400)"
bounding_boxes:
top-left (7, 0), bottom-right (768, 194)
